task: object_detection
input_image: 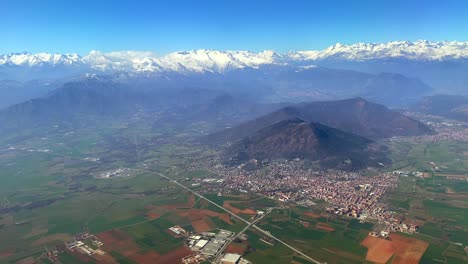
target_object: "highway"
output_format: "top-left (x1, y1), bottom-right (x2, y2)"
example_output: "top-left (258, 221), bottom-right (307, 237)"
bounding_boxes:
top-left (211, 208), bottom-right (273, 263)
top-left (155, 172), bottom-right (324, 264)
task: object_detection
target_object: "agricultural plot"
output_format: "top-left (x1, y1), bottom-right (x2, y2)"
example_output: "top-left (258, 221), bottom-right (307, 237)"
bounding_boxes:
top-left (383, 138), bottom-right (468, 263)
top-left (242, 207), bottom-right (372, 264)
top-left (361, 234), bottom-right (429, 264)
top-left (0, 130), bottom-right (207, 264)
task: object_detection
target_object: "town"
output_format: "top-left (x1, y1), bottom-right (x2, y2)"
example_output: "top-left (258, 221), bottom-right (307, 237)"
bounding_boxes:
top-left (188, 158), bottom-right (419, 234)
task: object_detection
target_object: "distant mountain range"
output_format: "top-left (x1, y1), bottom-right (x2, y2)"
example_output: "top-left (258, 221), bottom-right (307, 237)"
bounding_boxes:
top-left (2, 41), bottom-right (467, 72)
top-left (0, 40), bottom-right (467, 105)
top-left (224, 118), bottom-right (389, 170)
top-left (0, 80), bottom-right (282, 137)
top-left (0, 63), bottom-right (433, 109)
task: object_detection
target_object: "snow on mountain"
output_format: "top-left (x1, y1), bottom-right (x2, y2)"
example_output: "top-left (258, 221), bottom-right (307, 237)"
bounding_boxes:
top-left (82, 50), bottom-right (163, 72)
top-left (0, 52), bottom-right (81, 66)
top-left (292, 40), bottom-right (468, 61)
top-left (1, 40), bottom-right (467, 74)
top-left (154, 50), bottom-right (283, 73)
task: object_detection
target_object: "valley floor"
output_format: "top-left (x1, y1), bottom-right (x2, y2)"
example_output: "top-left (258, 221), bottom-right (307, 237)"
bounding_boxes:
top-left (0, 115), bottom-right (467, 264)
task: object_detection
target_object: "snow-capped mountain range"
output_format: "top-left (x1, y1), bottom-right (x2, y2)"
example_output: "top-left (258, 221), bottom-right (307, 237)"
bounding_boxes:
top-left (1, 40), bottom-right (467, 74)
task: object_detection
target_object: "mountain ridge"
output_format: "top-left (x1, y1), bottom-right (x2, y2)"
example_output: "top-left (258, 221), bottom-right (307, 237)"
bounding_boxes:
top-left (2, 40), bottom-right (468, 74)
top-left (207, 97), bottom-right (433, 143)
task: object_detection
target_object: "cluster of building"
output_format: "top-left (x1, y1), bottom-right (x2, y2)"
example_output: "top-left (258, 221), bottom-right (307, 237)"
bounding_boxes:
top-left (189, 158), bottom-right (419, 233)
top-left (65, 233), bottom-right (106, 257)
top-left (220, 253), bottom-right (252, 264)
top-left (93, 168), bottom-right (132, 179)
top-left (181, 229), bottom-right (253, 263)
top-left (186, 230), bottom-right (234, 258)
top-left (398, 112), bottom-right (468, 143)
top-left (389, 126), bottom-right (468, 143)
top-left (382, 217), bottom-right (419, 233)
top-left (41, 248), bottom-right (60, 263)
top-left (168, 225), bottom-right (189, 236)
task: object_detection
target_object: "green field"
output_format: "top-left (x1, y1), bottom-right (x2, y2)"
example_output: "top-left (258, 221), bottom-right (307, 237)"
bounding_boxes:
top-left (388, 140), bottom-right (468, 173)
top-left (241, 206), bottom-right (372, 264)
top-left (0, 121), bottom-right (216, 263)
top-left (383, 137), bottom-right (468, 263)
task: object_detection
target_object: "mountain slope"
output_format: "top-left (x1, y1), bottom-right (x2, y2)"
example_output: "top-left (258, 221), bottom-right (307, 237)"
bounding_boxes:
top-left (0, 80), bottom-right (59, 110)
top-left (207, 98), bottom-right (432, 143)
top-left (224, 118), bottom-right (388, 170)
top-left (0, 80), bottom-right (284, 139)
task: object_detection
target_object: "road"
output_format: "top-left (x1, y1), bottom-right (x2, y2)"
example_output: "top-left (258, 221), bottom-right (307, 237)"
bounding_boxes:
top-left (211, 208), bottom-right (273, 264)
top-left (155, 172), bottom-right (324, 264)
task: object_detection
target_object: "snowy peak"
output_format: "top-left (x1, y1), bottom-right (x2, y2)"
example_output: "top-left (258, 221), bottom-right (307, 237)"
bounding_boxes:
top-left (1, 40), bottom-right (467, 73)
top-left (294, 40), bottom-right (468, 60)
top-left (155, 49), bottom-right (282, 73)
top-left (0, 52), bottom-right (81, 66)
top-left (78, 49), bottom-right (282, 73)
top-left (82, 50), bottom-right (161, 72)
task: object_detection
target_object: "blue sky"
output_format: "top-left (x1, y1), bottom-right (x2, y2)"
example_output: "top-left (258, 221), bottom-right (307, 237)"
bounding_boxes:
top-left (1, 0), bottom-right (467, 54)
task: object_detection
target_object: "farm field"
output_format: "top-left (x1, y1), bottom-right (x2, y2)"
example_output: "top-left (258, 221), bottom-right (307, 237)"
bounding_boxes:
top-left (0, 122), bottom-right (214, 264)
top-left (241, 206), bottom-right (372, 264)
top-left (388, 140), bottom-right (468, 174)
top-left (383, 138), bottom-right (468, 264)
top-left (361, 234), bottom-right (429, 264)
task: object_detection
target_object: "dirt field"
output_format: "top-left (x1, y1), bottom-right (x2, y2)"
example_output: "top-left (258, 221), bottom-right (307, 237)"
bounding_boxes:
top-left (223, 201), bottom-right (257, 215)
top-left (146, 196), bottom-right (232, 232)
top-left (226, 243), bottom-right (248, 255)
top-left (97, 229), bottom-right (192, 264)
top-left (130, 251), bottom-right (162, 263)
top-left (145, 194), bottom-right (196, 220)
top-left (146, 211), bottom-right (161, 220)
top-left (390, 233), bottom-right (429, 264)
top-left (161, 194), bottom-right (196, 210)
top-left (153, 246), bottom-right (192, 264)
top-left (361, 234), bottom-right (429, 264)
top-left (179, 209), bottom-right (232, 224)
top-left (300, 220), bottom-right (310, 228)
top-left (97, 229), bottom-right (141, 255)
top-left (303, 212), bottom-right (320, 219)
top-left (0, 248), bottom-right (14, 258)
top-left (92, 253), bottom-right (118, 264)
top-left (145, 205), bottom-right (164, 220)
top-left (362, 235), bottom-right (396, 263)
top-left (191, 218), bottom-right (215, 232)
top-left (315, 222), bottom-right (334, 232)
